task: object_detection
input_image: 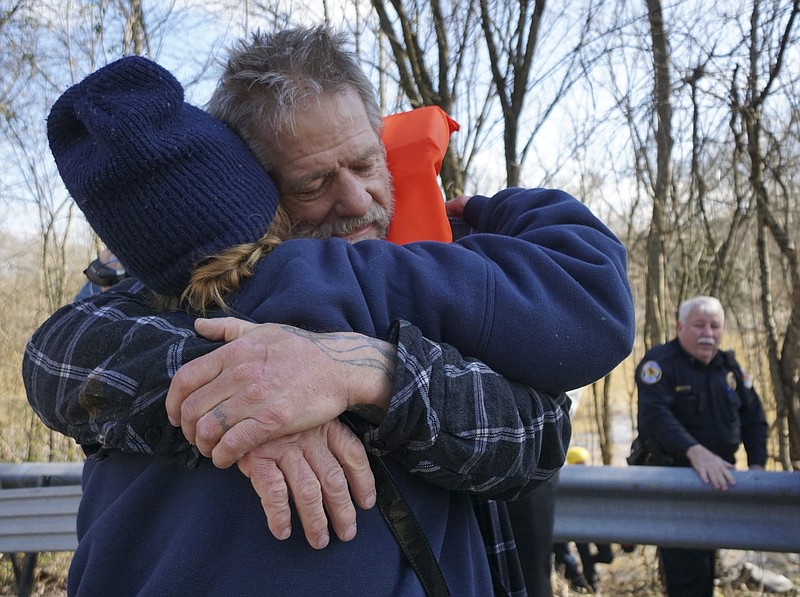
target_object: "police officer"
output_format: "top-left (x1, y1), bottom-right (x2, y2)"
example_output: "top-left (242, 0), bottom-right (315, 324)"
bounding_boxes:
top-left (634, 295), bottom-right (767, 597)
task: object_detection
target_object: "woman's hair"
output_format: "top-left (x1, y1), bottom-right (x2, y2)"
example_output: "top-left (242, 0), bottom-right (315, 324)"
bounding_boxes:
top-left (152, 204), bottom-right (295, 315)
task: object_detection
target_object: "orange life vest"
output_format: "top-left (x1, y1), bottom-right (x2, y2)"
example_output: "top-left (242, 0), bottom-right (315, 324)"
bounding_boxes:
top-left (382, 106), bottom-right (459, 244)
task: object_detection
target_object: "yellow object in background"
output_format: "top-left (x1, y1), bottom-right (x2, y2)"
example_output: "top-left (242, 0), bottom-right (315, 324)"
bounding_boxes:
top-left (566, 446), bottom-right (590, 465)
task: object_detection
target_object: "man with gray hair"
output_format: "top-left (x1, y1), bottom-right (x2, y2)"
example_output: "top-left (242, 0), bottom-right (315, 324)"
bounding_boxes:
top-left (633, 295), bottom-right (767, 597)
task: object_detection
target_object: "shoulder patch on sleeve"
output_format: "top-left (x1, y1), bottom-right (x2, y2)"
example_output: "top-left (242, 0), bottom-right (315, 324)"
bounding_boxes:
top-left (640, 360), bottom-right (662, 385)
top-left (741, 367), bottom-right (754, 389)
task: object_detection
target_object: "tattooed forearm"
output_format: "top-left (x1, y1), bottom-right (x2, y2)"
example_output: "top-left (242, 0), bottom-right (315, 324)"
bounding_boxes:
top-left (280, 325), bottom-right (396, 381)
top-left (275, 325), bottom-right (396, 422)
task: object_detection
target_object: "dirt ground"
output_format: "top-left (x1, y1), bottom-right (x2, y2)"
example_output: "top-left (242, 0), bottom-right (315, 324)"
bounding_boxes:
top-left (551, 546), bottom-right (800, 596)
top-left (3, 547), bottom-right (798, 596)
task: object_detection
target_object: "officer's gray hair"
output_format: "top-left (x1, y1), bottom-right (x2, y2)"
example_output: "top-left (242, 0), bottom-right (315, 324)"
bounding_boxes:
top-left (678, 296), bottom-right (724, 324)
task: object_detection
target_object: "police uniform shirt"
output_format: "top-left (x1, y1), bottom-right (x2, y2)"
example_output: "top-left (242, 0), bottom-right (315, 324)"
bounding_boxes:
top-left (635, 338), bottom-right (767, 467)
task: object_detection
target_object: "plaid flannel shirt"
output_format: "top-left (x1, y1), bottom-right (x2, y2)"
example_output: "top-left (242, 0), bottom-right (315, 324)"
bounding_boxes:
top-left (24, 279), bottom-right (571, 596)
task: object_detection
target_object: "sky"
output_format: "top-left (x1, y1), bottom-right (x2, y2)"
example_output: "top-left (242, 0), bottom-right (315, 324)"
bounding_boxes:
top-left (5, 0), bottom-right (796, 242)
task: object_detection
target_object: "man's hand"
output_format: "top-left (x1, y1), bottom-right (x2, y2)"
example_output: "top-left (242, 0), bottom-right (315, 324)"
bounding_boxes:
top-left (686, 444), bottom-right (736, 490)
top-left (445, 194), bottom-right (471, 217)
top-left (165, 317), bottom-right (388, 548)
top-left (167, 318), bottom-right (347, 463)
top-left (166, 317), bottom-right (395, 468)
top-left (237, 419), bottom-right (376, 550)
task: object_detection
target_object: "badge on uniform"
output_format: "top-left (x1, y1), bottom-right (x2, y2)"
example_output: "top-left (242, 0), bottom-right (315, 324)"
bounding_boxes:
top-left (726, 371), bottom-right (737, 390)
top-left (640, 360), bottom-right (662, 384)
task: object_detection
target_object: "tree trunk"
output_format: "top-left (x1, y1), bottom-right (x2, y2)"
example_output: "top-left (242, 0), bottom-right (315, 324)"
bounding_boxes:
top-left (643, 0), bottom-right (672, 348)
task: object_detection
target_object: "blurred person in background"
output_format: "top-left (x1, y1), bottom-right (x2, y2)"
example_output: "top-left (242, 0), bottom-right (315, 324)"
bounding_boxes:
top-left (552, 446), bottom-right (614, 594)
top-left (75, 248), bottom-right (127, 300)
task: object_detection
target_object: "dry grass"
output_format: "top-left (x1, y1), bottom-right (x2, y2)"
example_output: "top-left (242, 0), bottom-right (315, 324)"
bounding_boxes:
top-left (3, 547), bottom-right (797, 596)
top-left (0, 235), bottom-right (87, 594)
top-left (0, 553), bottom-right (70, 596)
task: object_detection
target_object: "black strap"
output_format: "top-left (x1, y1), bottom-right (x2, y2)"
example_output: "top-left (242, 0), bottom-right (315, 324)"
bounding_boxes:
top-left (367, 452), bottom-right (452, 597)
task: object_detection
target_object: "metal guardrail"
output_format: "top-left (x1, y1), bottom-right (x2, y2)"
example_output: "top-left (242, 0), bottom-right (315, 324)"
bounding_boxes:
top-left (0, 463), bottom-right (85, 597)
top-left (0, 485), bottom-right (82, 553)
top-left (553, 465), bottom-right (800, 552)
top-left (0, 463), bottom-right (84, 554)
top-left (0, 462), bottom-right (83, 489)
top-left (1, 462), bottom-right (799, 554)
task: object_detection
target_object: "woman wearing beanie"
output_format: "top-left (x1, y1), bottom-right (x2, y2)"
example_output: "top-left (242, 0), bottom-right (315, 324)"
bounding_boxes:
top-left (48, 55), bottom-right (632, 395)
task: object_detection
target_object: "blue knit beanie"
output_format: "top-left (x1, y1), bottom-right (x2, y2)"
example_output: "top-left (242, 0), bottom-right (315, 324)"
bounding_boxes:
top-left (47, 56), bottom-right (279, 296)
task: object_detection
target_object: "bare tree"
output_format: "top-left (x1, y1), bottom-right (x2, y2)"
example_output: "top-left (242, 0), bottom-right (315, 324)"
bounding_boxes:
top-left (369, 0), bottom-right (479, 196)
top-left (1, 2), bottom-right (79, 320)
top-left (477, 0), bottom-right (544, 186)
top-left (729, 0), bottom-right (800, 470)
top-left (0, 0), bottom-right (209, 463)
top-left (118, 0), bottom-right (151, 56)
top-left (642, 0), bottom-right (672, 349)
top-left (589, 376), bottom-right (614, 465)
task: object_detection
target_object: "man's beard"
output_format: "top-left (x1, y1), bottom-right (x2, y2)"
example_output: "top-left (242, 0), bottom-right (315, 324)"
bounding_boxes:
top-left (293, 201), bottom-right (393, 242)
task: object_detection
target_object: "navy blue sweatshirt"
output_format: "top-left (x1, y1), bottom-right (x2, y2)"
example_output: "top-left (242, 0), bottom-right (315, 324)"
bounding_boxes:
top-left (232, 187), bottom-right (634, 393)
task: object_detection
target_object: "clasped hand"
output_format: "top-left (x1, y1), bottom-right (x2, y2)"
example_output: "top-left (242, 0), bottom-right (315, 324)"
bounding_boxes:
top-left (165, 318), bottom-right (381, 549)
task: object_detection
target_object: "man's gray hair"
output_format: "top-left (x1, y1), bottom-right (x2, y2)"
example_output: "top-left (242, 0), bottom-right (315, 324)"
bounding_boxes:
top-left (677, 296), bottom-right (724, 324)
top-left (207, 25), bottom-right (382, 171)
